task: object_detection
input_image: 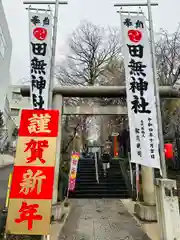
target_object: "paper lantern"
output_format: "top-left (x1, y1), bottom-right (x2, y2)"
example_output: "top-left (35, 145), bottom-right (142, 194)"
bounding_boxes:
top-left (164, 143), bottom-right (173, 159)
top-left (112, 135), bottom-right (119, 157)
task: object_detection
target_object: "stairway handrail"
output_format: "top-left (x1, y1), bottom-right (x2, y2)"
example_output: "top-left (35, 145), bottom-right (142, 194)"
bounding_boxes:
top-left (95, 151), bottom-right (99, 184)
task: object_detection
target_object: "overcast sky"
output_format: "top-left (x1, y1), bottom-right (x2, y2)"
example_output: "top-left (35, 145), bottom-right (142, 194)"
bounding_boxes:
top-left (2, 0), bottom-right (180, 84)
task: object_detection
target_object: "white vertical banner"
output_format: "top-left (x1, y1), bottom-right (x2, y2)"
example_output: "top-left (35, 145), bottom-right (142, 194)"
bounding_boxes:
top-left (120, 14), bottom-right (160, 169)
top-left (29, 11), bottom-right (52, 109)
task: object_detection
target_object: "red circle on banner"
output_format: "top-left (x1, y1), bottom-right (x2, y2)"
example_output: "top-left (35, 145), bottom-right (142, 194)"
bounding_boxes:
top-left (128, 29), bottom-right (142, 43)
top-left (33, 27), bottom-right (47, 41)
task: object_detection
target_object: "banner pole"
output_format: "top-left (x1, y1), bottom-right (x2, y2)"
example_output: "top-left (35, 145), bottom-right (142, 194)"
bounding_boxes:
top-left (128, 152), bottom-right (133, 194)
top-left (147, 0), bottom-right (167, 178)
top-left (136, 164), bottom-right (139, 201)
top-left (48, 0), bottom-right (59, 108)
top-left (49, 0), bottom-right (61, 225)
top-left (66, 154), bottom-right (71, 200)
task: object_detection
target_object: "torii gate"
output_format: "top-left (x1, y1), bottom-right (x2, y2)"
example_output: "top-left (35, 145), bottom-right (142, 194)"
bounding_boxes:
top-left (20, 84), bottom-right (180, 162)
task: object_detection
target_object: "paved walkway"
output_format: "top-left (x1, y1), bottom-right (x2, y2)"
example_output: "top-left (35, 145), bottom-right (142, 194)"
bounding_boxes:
top-left (59, 199), bottom-right (151, 240)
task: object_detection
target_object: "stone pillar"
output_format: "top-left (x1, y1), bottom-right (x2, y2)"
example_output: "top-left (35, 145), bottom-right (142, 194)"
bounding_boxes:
top-left (155, 178), bottom-right (180, 239)
top-left (142, 166), bottom-right (156, 205)
top-left (134, 166), bottom-right (157, 221)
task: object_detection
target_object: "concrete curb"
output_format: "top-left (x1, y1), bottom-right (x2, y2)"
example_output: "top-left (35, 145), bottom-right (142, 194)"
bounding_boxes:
top-left (121, 199), bottom-right (160, 240)
top-left (121, 199), bottom-right (144, 227)
top-left (0, 164), bottom-right (13, 169)
top-left (50, 202), bottom-right (71, 239)
top-left (0, 154), bottom-right (14, 169)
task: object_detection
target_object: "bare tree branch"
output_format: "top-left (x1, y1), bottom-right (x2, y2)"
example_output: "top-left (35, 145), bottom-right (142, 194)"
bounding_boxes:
top-left (155, 24), bottom-right (180, 86)
top-left (61, 122), bottom-right (80, 154)
top-left (56, 20), bottom-right (122, 86)
top-left (155, 25), bottom-right (180, 142)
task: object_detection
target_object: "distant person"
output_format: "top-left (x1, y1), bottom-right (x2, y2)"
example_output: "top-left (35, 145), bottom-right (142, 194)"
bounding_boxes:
top-left (105, 140), bottom-right (112, 154)
top-left (101, 142), bottom-right (111, 177)
top-left (120, 129), bottom-right (130, 157)
top-left (82, 144), bottom-right (88, 157)
top-left (84, 144), bottom-right (88, 152)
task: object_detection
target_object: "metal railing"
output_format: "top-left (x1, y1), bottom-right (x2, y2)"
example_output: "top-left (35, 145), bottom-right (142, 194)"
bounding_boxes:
top-left (94, 151), bottom-right (99, 184)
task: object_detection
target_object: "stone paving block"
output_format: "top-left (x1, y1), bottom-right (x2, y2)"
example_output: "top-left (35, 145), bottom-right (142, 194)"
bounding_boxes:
top-left (77, 221), bottom-right (94, 235)
top-left (58, 199), bottom-right (151, 240)
top-left (59, 233), bottom-right (94, 240)
top-left (95, 234), bottom-right (134, 240)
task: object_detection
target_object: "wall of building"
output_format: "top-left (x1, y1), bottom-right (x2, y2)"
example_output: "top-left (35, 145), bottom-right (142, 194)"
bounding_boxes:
top-left (7, 85), bottom-right (31, 127)
top-left (0, 2), bottom-right (15, 149)
top-left (4, 96), bottom-right (16, 141)
top-left (0, 1), bottom-right (12, 112)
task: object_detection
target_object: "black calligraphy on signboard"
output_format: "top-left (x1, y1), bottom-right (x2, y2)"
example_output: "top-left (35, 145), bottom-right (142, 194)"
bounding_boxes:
top-left (135, 128), bottom-right (142, 157)
top-left (30, 14), bottom-right (50, 110)
top-left (124, 18), bottom-right (150, 115)
top-left (31, 75), bottom-right (46, 95)
top-left (124, 18), bottom-right (144, 29)
top-left (140, 120), bottom-right (145, 138)
top-left (148, 118), bottom-right (155, 159)
top-left (123, 16), bottom-right (158, 162)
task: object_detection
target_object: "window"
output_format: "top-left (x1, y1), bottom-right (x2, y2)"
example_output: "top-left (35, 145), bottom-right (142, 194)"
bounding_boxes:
top-left (12, 93), bottom-right (21, 101)
top-left (10, 108), bottom-right (20, 116)
top-left (0, 26), bottom-right (6, 58)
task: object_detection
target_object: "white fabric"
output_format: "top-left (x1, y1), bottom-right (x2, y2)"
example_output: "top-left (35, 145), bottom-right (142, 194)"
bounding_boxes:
top-left (120, 14), bottom-right (160, 169)
top-left (29, 11), bottom-right (52, 109)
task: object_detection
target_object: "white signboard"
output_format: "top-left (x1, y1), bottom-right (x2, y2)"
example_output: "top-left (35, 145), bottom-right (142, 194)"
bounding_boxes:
top-left (29, 11), bottom-right (52, 109)
top-left (121, 14), bottom-right (160, 169)
top-left (112, 133), bottom-right (119, 136)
